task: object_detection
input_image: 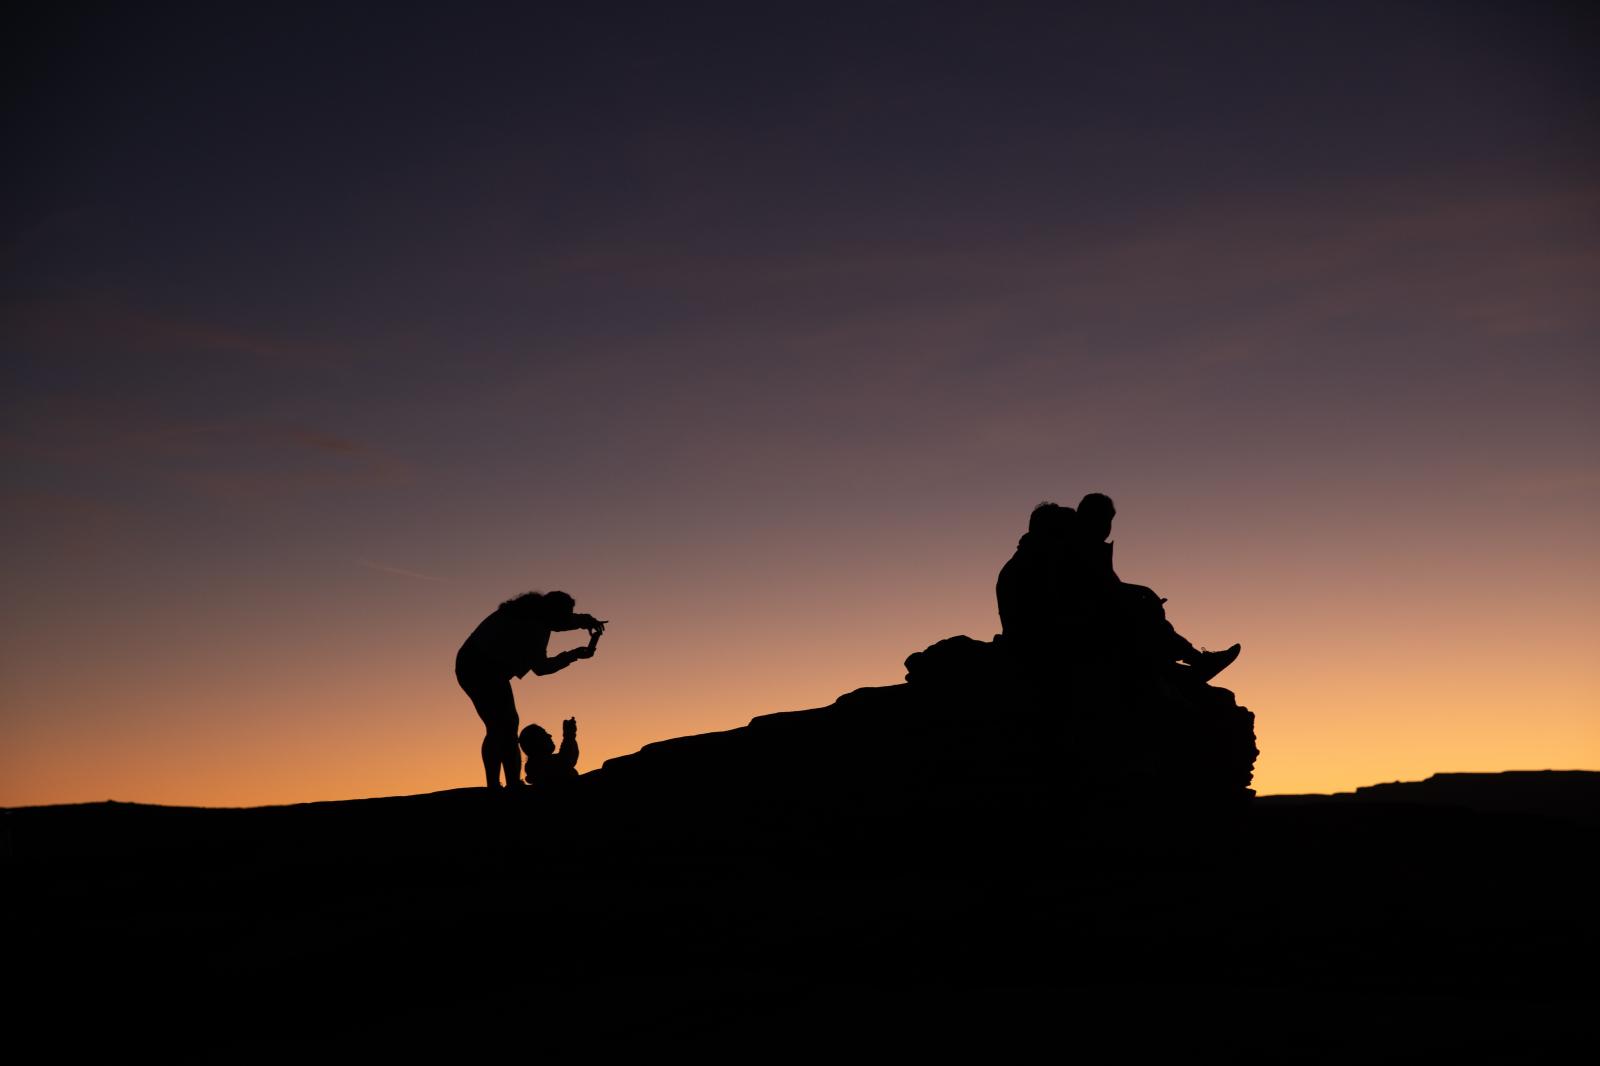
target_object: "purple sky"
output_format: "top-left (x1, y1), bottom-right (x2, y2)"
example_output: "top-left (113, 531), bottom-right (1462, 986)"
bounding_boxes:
top-left (4, 2), bottom-right (1596, 805)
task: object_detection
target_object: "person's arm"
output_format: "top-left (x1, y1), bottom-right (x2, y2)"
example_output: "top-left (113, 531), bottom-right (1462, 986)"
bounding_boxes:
top-left (556, 718), bottom-right (579, 771)
top-left (528, 646), bottom-right (590, 675)
top-left (553, 612), bottom-right (604, 634)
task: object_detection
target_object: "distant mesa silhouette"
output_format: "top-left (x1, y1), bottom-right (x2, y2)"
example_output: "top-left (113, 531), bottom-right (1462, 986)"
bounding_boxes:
top-left (589, 493), bottom-right (1257, 824)
top-left (1262, 770), bottom-right (1600, 824)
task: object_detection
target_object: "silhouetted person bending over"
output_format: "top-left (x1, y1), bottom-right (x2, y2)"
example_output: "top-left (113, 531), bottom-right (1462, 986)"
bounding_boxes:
top-left (455, 591), bottom-right (604, 790)
top-left (520, 717), bottom-right (579, 787)
top-left (1073, 493), bottom-right (1240, 681)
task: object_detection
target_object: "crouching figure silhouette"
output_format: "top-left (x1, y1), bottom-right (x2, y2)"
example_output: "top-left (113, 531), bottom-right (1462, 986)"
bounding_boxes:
top-left (521, 717), bottom-right (579, 787)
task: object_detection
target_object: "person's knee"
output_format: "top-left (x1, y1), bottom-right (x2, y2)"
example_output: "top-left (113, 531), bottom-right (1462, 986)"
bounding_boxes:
top-left (484, 714), bottom-right (518, 744)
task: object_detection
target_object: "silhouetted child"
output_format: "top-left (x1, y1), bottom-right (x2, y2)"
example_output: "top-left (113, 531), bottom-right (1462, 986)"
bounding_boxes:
top-left (520, 717), bottom-right (579, 787)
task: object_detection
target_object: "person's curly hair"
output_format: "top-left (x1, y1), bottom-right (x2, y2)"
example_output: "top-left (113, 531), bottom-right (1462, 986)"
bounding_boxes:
top-left (499, 590), bottom-right (575, 617)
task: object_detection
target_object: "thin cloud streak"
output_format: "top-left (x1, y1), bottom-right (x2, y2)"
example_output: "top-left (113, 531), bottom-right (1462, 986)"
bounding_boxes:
top-left (1, 296), bottom-right (355, 371)
top-left (357, 559), bottom-right (450, 583)
top-left (292, 430), bottom-right (372, 457)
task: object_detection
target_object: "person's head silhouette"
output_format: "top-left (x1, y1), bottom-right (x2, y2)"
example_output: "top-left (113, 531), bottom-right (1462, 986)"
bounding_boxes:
top-left (1077, 493), bottom-right (1116, 543)
top-left (519, 724), bottom-right (556, 759)
top-left (501, 590), bottom-right (576, 627)
top-left (540, 591), bottom-right (576, 623)
top-left (1028, 501), bottom-right (1074, 539)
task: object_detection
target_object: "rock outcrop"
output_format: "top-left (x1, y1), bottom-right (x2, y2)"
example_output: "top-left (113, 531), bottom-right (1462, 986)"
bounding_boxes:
top-left (590, 633), bottom-right (1257, 838)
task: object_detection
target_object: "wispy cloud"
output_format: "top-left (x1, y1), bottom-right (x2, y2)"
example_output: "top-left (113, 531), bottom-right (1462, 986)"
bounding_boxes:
top-left (1, 296), bottom-right (353, 370)
top-left (1483, 469), bottom-right (1600, 498)
top-left (0, 489), bottom-right (155, 557)
top-left (357, 559), bottom-right (449, 582)
top-left (291, 430), bottom-right (370, 457)
top-left (2, 399), bottom-right (414, 501)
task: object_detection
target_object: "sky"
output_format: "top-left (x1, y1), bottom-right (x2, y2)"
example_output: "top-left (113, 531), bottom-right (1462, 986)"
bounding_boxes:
top-left (3, 1), bottom-right (1596, 807)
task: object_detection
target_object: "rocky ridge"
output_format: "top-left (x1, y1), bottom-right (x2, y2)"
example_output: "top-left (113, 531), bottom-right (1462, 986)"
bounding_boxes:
top-left (590, 633), bottom-right (1258, 835)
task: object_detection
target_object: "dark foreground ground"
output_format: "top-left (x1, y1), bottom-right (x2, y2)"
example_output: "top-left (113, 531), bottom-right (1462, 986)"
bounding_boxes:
top-left (6, 771), bottom-right (1596, 1061)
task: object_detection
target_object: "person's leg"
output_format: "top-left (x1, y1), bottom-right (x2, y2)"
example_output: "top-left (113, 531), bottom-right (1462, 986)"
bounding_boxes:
top-left (1118, 583), bottom-right (1239, 679)
top-left (480, 734), bottom-right (499, 788)
top-left (1117, 584), bottom-right (1197, 660)
top-left (498, 718), bottom-right (524, 790)
top-left (462, 675), bottom-right (520, 788)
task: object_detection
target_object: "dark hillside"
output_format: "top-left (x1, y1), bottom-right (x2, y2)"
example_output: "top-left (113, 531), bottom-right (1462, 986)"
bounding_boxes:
top-left (8, 767), bottom-right (1596, 1059)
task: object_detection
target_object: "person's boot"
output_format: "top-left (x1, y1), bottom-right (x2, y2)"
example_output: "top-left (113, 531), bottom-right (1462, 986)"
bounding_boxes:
top-left (1186, 643), bottom-right (1241, 682)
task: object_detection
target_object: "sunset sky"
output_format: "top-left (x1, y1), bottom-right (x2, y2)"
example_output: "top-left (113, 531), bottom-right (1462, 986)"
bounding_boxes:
top-left (4, 2), bottom-right (1595, 807)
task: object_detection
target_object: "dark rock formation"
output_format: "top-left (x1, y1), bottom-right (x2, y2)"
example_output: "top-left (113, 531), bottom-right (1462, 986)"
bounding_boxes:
top-left (590, 633), bottom-right (1257, 843)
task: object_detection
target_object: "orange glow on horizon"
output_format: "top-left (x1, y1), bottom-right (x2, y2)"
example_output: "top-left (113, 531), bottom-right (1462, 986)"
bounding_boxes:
top-left (5, 487), bottom-right (1595, 808)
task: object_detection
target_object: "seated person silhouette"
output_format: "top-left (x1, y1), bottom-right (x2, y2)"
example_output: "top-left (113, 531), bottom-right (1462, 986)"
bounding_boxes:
top-left (1073, 492), bottom-right (1240, 681)
top-left (996, 501), bottom-right (1081, 663)
top-left (521, 717), bottom-right (579, 786)
top-left (996, 496), bottom-right (1239, 681)
top-left (455, 590), bottom-right (604, 790)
